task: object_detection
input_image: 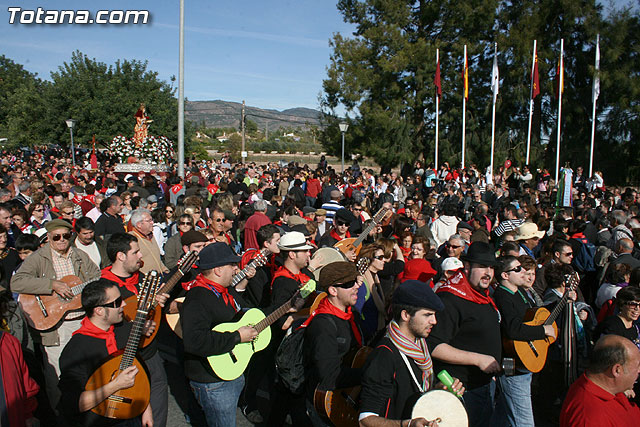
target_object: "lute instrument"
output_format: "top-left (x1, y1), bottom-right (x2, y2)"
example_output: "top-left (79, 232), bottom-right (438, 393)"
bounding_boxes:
top-left (333, 207), bottom-right (389, 256)
top-left (207, 279), bottom-right (316, 381)
top-left (165, 249), bottom-right (272, 338)
top-left (123, 251), bottom-right (198, 347)
top-left (19, 275), bottom-right (100, 331)
top-left (86, 271), bottom-right (161, 419)
top-left (503, 272), bottom-right (580, 373)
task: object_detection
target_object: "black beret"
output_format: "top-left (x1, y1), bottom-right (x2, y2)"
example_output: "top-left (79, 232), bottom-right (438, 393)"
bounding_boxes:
top-left (335, 208), bottom-right (356, 223)
top-left (393, 280), bottom-right (444, 311)
top-left (319, 261), bottom-right (358, 291)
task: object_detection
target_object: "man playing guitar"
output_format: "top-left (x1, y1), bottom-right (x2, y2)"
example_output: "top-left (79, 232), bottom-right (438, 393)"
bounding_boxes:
top-left (493, 255), bottom-right (556, 427)
top-left (100, 233), bottom-right (170, 427)
top-left (181, 242), bottom-right (258, 427)
top-left (58, 279), bottom-right (155, 426)
top-left (317, 209), bottom-right (357, 261)
top-left (302, 261), bottom-right (364, 424)
top-left (359, 280), bottom-right (464, 427)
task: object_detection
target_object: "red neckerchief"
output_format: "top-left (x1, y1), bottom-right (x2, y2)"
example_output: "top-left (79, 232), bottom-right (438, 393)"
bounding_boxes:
top-left (271, 266), bottom-right (310, 291)
top-left (436, 270), bottom-right (498, 313)
top-left (72, 317), bottom-right (118, 355)
top-left (330, 228), bottom-right (350, 242)
top-left (300, 297), bottom-right (362, 346)
top-left (188, 273), bottom-right (239, 312)
top-left (101, 266), bottom-right (140, 296)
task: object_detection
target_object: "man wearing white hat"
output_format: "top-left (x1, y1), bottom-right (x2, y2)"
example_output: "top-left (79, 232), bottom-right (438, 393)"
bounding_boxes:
top-left (515, 222), bottom-right (545, 258)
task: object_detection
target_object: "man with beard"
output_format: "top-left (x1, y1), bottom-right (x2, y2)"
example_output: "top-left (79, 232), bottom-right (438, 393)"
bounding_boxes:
top-left (359, 280), bottom-right (464, 426)
top-left (428, 242), bottom-right (502, 427)
top-left (100, 233), bottom-right (170, 427)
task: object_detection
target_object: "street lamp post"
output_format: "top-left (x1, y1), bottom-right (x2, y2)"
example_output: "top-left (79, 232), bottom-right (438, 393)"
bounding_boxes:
top-left (339, 122), bottom-right (348, 174)
top-left (65, 119), bottom-right (76, 167)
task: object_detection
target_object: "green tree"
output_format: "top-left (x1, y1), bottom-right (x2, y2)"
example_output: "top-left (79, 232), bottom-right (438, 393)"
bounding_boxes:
top-left (0, 55), bottom-right (39, 137)
top-left (6, 80), bottom-right (56, 146)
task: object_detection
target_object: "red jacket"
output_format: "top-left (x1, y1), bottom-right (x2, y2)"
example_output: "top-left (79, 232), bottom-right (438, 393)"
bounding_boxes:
top-left (305, 178), bottom-right (322, 199)
top-left (0, 332), bottom-right (39, 426)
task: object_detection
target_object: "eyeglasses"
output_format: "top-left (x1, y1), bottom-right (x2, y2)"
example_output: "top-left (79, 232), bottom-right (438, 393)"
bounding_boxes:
top-left (51, 232), bottom-right (72, 241)
top-left (33, 208), bottom-right (44, 212)
top-left (625, 302), bottom-right (640, 309)
top-left (98, 296), bottom-right (123, 309)
top-left (505, 265), bottom-right (523, 274)
top-left (179, 221), bottom-right (193, 226)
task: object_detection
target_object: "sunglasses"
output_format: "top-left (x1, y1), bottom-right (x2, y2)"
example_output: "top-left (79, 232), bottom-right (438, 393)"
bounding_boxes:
top-left (179, 221), bottom-right (193, 226)
top-left (505, 265), bottom-right (523, 273)
top-left (447, 243), bottom-right (463, 249)
top-left (625, 302), bottom-right (640, 309)
top-left (98, 296), bottom-right (123, 309)
top-left (52, 232), bottom-right (72, 242)
top-left (215, 218), bottom-right (224, 222)
top-left (562, 252), bottom-right (573, 256)
top-left (335, 220), bottom-right (349, 226)
top-left (373, 254), bottom-right (385, 260)
top-left (332, 280), bottom-right (357, 289)
top-left (166, 209), bottom-right (174, 213)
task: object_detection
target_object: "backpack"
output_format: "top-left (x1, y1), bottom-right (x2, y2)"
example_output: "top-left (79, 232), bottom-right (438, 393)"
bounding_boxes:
top-left (572, 238), bottom-right (597, 273)
top-left (275, 315), bottom-right (336, 395)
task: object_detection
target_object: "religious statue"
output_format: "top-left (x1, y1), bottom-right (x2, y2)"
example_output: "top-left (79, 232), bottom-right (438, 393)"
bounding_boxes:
top-left (133, 103), bottom-right (153, 148)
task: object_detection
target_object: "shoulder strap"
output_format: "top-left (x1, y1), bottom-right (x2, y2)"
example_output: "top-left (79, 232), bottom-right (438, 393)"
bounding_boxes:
top-left (398, 350), bottom-right (424, 393)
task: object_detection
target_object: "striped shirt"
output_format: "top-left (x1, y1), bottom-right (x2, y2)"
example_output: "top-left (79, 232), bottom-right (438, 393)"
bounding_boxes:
top-left (493, 219), bottom-right (525, 237)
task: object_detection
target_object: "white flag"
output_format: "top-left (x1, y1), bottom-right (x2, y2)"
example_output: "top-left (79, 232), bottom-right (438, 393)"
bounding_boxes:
top-left (491, 44), bottom-right (499, 101)
top-left (592, 35), bottom-right (600, 103)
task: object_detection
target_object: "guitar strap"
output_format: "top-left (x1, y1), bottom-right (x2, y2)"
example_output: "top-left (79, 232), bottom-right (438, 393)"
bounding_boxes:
top-left (398, 351), bottom-right (425, 393)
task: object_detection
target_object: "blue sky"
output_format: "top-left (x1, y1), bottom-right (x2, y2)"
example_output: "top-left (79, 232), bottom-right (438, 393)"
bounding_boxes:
top-left (0, 0), bottom-right (355, 111)
top-left (1, 1), bottom-right (634, 112)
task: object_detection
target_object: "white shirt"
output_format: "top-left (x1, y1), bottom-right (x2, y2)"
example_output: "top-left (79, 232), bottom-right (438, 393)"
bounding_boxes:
top-left (75, 240), bottom-right (101, 268)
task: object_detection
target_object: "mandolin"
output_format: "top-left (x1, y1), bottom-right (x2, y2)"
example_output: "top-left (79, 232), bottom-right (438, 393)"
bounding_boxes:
top-left (86, 271), bottom-right (161, 419)
top-left (333, 208), bottom-right (389, 256)
top-left (207, 279), bottom-right (316, 381)
top-left (165, 249), bottom-right (272, 338)
top-left (503, 272), bottom-right (580, 373)
top-left (123, 251), bottom-right (198, 347)
top-left (19, 275), bottom-right (100, 331)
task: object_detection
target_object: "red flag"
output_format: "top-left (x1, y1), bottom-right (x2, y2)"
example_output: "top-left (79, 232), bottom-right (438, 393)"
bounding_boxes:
top-left (462, 51), bottom-right (469, 100)
top-left (532, 51), bottom-right (540, 99)
top-left (434, 60), bottom-right (442, 100)
top-left (554, 55), bottom-right (564, 99)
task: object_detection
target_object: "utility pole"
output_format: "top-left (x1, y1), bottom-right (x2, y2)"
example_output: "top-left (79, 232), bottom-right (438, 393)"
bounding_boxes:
top-left (265, 120), bottom-right (269, 142)
top-left (241, 100), bottom-right (246, 162)
top-left (177, 0), bottom-right (185, 178)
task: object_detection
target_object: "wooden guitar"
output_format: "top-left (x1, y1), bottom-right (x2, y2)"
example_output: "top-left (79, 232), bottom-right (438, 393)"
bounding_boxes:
top-left (308, 257), bottom-right (371, 314)
top-left (123, 251), bottom-right (198, 347)
top-left (165, 249), bottom-right (272, 339)
top-left (333, 208), bottom-right (389, 256)
top-left (19, 275), bottom-right (100, 331)
top-left (86, 271), bottom-right (161, 419)
top-left (503, 272), bottom-right (580, 373)
top-left (313, 346), bottom-right (373, 426)
top-left (208, 279), bottom-right (316, 381)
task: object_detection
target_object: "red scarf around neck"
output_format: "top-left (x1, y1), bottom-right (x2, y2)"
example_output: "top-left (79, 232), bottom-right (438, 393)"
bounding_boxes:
top-left (101, 266), bottom-right (140, 296)
top-left (330, 228), bottom-right (351, 242)
top-left (73, 317), bottom-right (118, 355)
top-left (189, 274), bottom-right (239, 312)
top-left (301, 297), bottom-right (362, 346)
top-left (271, 266), bottom-right (310, 291)
top-left (436, 270), bottom-right (498, 313)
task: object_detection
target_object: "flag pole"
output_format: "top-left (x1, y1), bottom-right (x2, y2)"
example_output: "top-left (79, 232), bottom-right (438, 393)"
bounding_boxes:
top-left (555, 39), bottom-right (564, 184)
top-left (526, 40), bottom-right (537, 166)
top-left (462, 44), bottom-right (467, 169)
top-left (589, 34), bottom-right (600, 177)
top-left (490, 42), bottom-right (498, 177)
top-left (435, 48), bottom-right (440, 171)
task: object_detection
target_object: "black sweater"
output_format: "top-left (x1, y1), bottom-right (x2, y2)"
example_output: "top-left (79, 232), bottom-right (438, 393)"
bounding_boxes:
top-left (427, 292), bottom-right (502, 389)
top-left (359, 337), bottom-right (423, 420)
top-left (181, 286), bottom-right (246, 383)
top-left (58, 322), bottom-right (133, 427)
top-left (493, 285), bottom-right (546, 342)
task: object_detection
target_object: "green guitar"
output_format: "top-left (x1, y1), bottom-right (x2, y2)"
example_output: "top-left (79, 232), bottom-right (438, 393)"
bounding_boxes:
top-left (208, 279), bottom-right (316, 381)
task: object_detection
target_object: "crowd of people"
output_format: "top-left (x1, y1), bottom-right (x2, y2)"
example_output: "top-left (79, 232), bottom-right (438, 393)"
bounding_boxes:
top-left (1, 145), bottom-right (639, 427)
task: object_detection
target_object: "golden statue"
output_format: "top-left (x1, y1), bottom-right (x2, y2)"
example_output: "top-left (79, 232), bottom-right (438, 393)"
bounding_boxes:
top-left (133, 103), bottom-right (153, 148)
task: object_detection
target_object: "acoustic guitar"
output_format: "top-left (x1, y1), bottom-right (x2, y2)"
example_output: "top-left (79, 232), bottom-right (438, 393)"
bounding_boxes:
top-left (86, 271), bottom-right (161, 419)
top-left (123, 251), bottom-right (198, 347)
top-left (333, 207), bottom-right (389, 256)
top-left (165, 249), bottom-right (272, 338)
top-left (308, 257), bottom-right (371, 314)
top-left (19, 275), bottom-right (100, 331)
top-left (208, 279), bottom-right (316, 381)
top-left (503, 272), bottom-right (580, 373)
top-left (313, 346), bottom-right (373, 426)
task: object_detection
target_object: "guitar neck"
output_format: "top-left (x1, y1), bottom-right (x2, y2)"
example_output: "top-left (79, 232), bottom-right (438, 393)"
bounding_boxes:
top-left (154, 272), bottom-right (184, 308)
top-left (231, 251), bottom-right (270, 288)
top-left (545, 277), bottom-right (577, 325)
top-left (70, 278), bottom-right (99, 297)
top-left (352, 223), bottom-right (375, 248)
top-left (118, 310), bottom-right (149, 371)
top-left (254, 298), bottom-right (294, 333)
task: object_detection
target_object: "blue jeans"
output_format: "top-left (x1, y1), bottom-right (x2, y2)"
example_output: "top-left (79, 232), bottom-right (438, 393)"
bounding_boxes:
top-left (464, 381), bottom-right (495, 427)
top-left (190, 376), bottom-right (244, 427)
top-left (495, 373), bottom-right (535, 427)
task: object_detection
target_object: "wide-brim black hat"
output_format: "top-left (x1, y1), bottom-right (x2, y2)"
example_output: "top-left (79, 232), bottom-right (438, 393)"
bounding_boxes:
top-left (461, 241), bottom-right (498, 266)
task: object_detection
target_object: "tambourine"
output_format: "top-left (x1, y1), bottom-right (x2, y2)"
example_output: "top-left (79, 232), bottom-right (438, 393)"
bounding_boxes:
top-left (411, 390), bottom-right (468, 427)
top-left (310, 247), bottom-right (347, 281)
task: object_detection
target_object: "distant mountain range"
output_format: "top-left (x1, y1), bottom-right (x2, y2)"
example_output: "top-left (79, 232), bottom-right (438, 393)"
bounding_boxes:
top-left (185, 100), bottom-right (321, 130)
